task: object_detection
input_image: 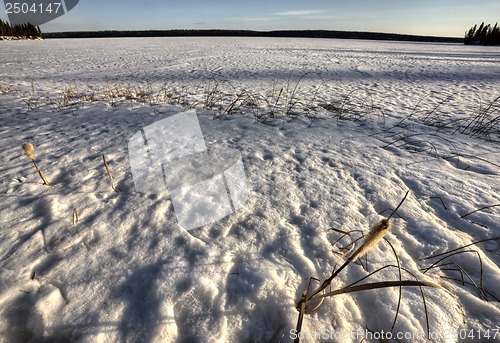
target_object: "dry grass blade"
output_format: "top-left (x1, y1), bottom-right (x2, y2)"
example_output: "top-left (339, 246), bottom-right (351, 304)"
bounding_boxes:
top-left (430, 196), bottom-right (448, 210)
top-left (422, 237), bottom-right (500, 301)
top-left (422, 249), bottom-right (489, 300)
top-left (460, 204), bottom-right (500, 218)
top-left (383, 238), bottom-right (403, 333)
top-left (422, 236), bottom-right (500, 301)
top-left (319, 278), bottom-right (437, 340)
top-left (72, 208), bottom-right (78, 225)
top-left (440, 277), bottom-right (500, 302)
top-left (102, 155), bottom-right (121, 192)
top-left (319, 280), bottom-right (445, 298)
top-left (423, 236), bottom-right (500, 260)
top-left (341, 254), bottom-right (435, 338)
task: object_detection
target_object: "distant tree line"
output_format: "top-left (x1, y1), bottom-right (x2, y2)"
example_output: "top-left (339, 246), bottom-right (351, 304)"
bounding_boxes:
top-left (465, 22), bottom-right (500, 45)
top-left (44, 29), bottom-right (463, 43)
top-left (0, 19), bottom-right (42, 39)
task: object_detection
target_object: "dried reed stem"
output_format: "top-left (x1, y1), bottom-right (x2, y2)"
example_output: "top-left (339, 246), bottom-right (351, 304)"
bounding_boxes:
top-left (72, 208), bottom-right (78, 225)
top-left (102, 155), bottom-right (121, 192)
top-left (294, 191), bottom-right (411, 342)
top-left (22, 143), bottom-right (50, 186)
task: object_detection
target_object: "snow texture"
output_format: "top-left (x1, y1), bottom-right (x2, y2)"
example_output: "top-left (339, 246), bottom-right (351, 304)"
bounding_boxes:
top-left (0, 37), bottom-right (499, 342)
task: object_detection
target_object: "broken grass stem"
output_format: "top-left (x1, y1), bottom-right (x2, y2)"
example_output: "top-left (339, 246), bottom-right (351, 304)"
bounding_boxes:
top-left (72, 208), bottom-right (78, 225)
top-left (294, 290), bottom-right (308, 343)
top-left (32, 159), bottom-right (50, 186)
top-left (102, 155), bottom-right (121, 192)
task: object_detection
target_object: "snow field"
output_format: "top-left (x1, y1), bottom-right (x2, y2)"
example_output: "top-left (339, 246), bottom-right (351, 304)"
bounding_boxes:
top-left (0, 37), bottom-right (499, 342)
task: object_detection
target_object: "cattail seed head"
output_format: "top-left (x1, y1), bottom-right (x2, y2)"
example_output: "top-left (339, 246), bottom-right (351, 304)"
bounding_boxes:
top-left (348, 219), bottom-right (392, 262)
top-left (22, 143), bottom-right (35, 161)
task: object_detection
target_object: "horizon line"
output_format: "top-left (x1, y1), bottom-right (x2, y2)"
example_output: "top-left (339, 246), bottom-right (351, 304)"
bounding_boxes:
top-left (42, 28), bottom-right (464, 40)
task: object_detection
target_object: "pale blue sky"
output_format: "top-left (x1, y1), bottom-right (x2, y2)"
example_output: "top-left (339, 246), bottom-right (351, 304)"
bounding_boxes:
top-left (2, 0), bottom-right (499, 37)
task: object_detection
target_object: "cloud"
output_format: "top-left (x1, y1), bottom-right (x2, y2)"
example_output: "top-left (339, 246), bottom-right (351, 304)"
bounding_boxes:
top-left (238, 9), bottom-right (334, 26)
top-left (244, 17), bottom-right (274, 22)
top-left (275, 10), bottom-right (327, 17)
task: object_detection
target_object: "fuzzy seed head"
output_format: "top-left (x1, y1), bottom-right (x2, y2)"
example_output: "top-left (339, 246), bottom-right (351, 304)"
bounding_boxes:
top-left (22, 143), bottom-right (35, 160)
top-left (349, 219), bottom-right (392, 262)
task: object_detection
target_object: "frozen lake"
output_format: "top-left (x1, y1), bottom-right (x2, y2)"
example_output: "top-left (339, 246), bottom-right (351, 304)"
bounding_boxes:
top-left (2, 36), bottom-right (500, 88)
top-left (2, 37), bottom-right (500, 123)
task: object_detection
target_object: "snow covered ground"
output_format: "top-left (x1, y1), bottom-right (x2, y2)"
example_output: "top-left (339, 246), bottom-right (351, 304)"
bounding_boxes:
top-left (0, 37), bottom-right (499, 342)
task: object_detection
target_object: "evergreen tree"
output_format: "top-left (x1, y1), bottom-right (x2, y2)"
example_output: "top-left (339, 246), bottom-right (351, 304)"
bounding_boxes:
top-left (485, 23), bottom-right (499, 45)
top-left (0, 20), bottom-right (42, 39)
top-left (473, 22), bottom-right (485, 44)
top-left (465, 22), bottom-right (500, 45)
top-left (464, 24), bottom-right (477, 45)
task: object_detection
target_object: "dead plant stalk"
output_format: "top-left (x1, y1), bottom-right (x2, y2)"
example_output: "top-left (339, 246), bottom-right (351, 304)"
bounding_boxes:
top-left (22, 143), bottom-right (50, 186)
top-left (293, 191), bottom-right (447, 343)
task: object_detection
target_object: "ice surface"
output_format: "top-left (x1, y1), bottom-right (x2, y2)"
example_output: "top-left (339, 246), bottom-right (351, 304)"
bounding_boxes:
top-left (0, 37), bottom-right (499, 342)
